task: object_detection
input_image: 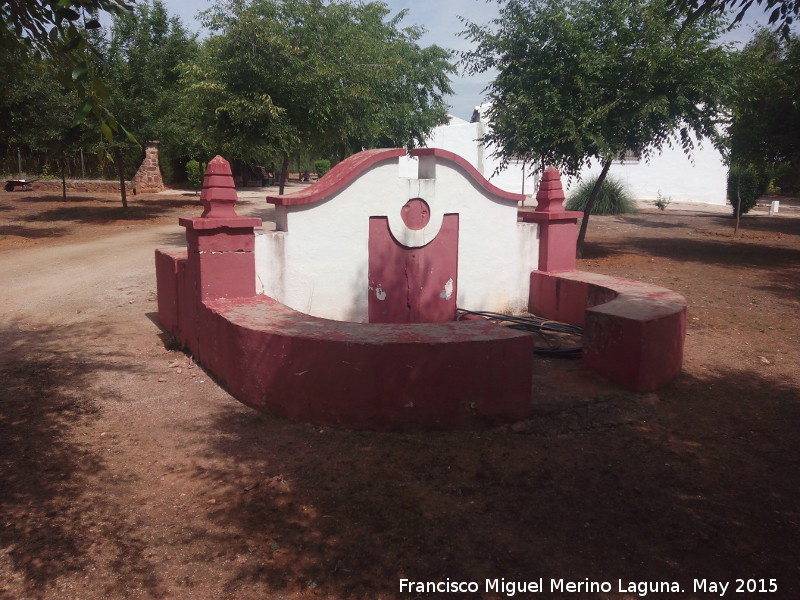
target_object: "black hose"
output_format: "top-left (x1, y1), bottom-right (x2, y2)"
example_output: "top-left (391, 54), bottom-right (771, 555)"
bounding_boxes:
top-left (456, 309), bottom-right (583, 358)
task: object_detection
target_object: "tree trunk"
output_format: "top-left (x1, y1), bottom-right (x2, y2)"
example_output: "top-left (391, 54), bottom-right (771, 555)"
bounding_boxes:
top-left (576, 158), bottom-right (612, 258)
top-left (60, 158), bottom-right (67, 202)
top-left (114, 147), bottom-right (128, 210)
top-left (734, 168), bottom-right (742, 235)
top-left (278, 154), bottom-right (290, 195)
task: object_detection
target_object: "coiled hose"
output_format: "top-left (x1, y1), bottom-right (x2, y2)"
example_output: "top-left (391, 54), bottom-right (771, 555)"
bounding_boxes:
top-left (456, 309), bottom-right (583, 358)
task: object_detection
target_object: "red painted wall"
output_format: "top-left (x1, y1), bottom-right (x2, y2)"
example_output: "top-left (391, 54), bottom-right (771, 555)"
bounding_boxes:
top-left (368, 214), bottom-right (459, 323)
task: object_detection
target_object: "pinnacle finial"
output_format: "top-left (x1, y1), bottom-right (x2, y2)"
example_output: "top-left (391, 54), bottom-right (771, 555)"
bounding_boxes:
top-left (535, 166), bottom-right (566, 213)
top-left (200, 155), bottom-right (239, 218)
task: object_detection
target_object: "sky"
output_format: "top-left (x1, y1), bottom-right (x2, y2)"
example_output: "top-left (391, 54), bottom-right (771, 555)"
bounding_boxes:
top-left (147, 0), bottom-right (789, 121)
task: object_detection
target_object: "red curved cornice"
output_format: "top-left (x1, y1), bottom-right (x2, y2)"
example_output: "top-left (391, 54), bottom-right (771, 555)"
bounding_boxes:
top-left (267, 148), bottom-right (407, 206)
top-left (267, 147), bottom-right (526, 207)
top-left (410, 148), bottom-right (525, 203)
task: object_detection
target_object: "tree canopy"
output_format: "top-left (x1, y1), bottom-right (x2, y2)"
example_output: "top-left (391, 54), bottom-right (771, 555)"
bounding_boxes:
top-left (101, 0), bottom-right (198, 179)
top-left (727, 28), bottom-right (800, 179)
top-left (461, 0), bottom-right (731, 253)
top-left (1, 0), bottom-right (139, 147)
top-left (0, 0), bottom-right (132, 56)
top-left (184, 0), bottom-right (454, 171)
top-left (669, 0), bottom-right (798, 38)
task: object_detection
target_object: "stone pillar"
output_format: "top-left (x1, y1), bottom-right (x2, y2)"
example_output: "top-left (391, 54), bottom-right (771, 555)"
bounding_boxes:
top-left (132, 141), bottom-right (165, 194)
top-left (180, 155), bottom-right (262, 302)
top-left (520, 166), bottom-right (583, 272)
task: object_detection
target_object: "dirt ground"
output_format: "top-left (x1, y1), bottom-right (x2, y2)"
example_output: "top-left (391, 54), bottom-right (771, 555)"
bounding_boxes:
top-left (0, 185), bottom-right (798, 600)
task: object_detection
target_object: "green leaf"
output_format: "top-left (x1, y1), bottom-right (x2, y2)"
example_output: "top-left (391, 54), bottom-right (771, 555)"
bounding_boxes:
top-left (92, 79), bottom-right (111, 102)
top-left (121, 124), bottom-right (140, 146)
top-left (72, 62), bottom-right (89, 82)
top-left (64, 33), bottom-right (84, 51)
top-left (101, 121), bottom-right (114, 142)
top-left (56, 8), bottom-right (81, 22)
top-left (74, 102), bottom-right (93, 125)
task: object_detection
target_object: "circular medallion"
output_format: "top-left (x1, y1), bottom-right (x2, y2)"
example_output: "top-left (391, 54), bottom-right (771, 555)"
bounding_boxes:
top-left (400, 198), bottom-right (431, 231)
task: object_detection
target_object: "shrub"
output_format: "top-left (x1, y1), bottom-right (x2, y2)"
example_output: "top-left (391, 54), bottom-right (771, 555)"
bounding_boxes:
top-left (654, 191), bottom-right (672, 210)
top-left (565, 175), bottom-right (638, 215)
top-left (186, 159), bottom-right (206, 195)
top-left (39, 163), bottom-right (58, 180)
top-left (727, 164), bottom-right (769, 216)
top-left (773, 162), bottom-right (800, 195)
top-left (314, 159), bottom-right (331, 178)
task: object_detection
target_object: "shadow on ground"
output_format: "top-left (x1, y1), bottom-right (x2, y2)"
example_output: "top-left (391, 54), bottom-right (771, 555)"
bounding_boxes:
top-left (0, 225), bottom-right (69, 239)
top-left (615, 215), bottom-right (688, 229)
top-left (0, 320), bottom-right (166, 599)
top-left (20, 195), bottom-right (101, 204)
top-left (582, 232), bottom-right (800, 302)
top-left (179, 367), bottom-right (800, 599)
top-left (19, 197), bottom-right (200, 225)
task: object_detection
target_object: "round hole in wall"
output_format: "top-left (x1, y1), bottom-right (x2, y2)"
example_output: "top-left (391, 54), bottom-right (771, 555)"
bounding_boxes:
top-left (401, 198), bottom-right (431, 231)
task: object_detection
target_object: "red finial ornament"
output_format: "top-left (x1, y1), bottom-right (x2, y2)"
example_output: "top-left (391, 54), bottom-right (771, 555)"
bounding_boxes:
top-left (200, 155), bottom-right (239, 218)
top-left (535, 166), bottom-right (566, 213)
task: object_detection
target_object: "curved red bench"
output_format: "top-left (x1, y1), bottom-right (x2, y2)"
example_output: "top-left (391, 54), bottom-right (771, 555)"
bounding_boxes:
top-left (199, 296), bottom-right (533, 430)
top-left (155, 248), bottom-right (534, 430)
top-left (530, 270), bottom-right (687, 392)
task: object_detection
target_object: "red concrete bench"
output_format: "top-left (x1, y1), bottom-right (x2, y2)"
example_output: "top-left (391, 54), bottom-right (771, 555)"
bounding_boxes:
top-left (530, 270), bottom-right (687, 392)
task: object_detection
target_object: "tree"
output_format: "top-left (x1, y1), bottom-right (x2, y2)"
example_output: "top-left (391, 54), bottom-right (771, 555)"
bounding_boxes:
top-left (101, 0), bottom-right (199, 183)
top-left (462, 0), bottom-right (731, 255)
top-left (183, 0), bottom-right (454, 193)
top-left (728, 29), bottom-right (799, 186)
top-left (0, 46), bottom-right (92, 200)
top-left (1, 0), bottom-right (132, 57)
top-left (1, 0), bottom-right (139, 148)
top-left (724, 28), bottom-right (799, 229)
top-left (669, 0), bottom-right (798, 38)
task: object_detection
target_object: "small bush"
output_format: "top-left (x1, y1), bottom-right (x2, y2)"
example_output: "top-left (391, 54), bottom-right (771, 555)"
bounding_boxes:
top-left (186, 159), bottom-right (206, 194)
top-left (727, 164), bottom-right (769, 217)
top-left (39, 163), bottom-right (59, 180)
top-left (565, 175), bottom-right (637, 215)
top-left (773, 162), bottom-right (800, 195)
top-left (314, 159), bottom-right (331, 178)
top-left (654, 191), bottom-right (672, 210)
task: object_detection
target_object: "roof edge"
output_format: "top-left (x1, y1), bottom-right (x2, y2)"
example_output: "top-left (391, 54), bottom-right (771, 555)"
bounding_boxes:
top-left (267, 148), bottom-right (407, 207)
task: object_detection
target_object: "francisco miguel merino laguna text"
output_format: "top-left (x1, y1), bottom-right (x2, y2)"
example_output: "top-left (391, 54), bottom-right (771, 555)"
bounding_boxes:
top-left (399, 578), bottom-right (685, 597)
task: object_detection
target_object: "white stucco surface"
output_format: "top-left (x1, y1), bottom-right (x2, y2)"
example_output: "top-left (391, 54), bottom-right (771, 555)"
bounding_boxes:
top-left (411, 110), bottom-right (728, 206)
top-left (255, 154), bottom-right (539, 323)
top-left (569, 139), bottom-right (728, 206)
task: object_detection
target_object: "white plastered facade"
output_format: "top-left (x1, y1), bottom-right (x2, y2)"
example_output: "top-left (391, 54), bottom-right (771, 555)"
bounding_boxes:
top-left (254, 153), bottom-right (539, 323)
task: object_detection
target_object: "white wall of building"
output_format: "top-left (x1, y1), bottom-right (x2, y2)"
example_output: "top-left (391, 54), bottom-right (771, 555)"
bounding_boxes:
top-left (413, 109), bottom-right (728, 206)
top-left (569, 139), bottom-right (728, 205)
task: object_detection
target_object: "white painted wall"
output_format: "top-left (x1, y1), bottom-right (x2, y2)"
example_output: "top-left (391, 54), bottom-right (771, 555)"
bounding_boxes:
top-left (412, 109), bottom-right (728, 206)
top-left (568, 138), bottom-right (728, 205)
top-left (255, 153), bottom-right (539, 323)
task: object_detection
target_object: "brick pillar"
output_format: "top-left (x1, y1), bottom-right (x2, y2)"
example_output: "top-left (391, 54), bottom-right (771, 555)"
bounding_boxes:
top-left (520, 166), bottom-right (583, 272)
top-left (132, 141), bottom-right (165, 194)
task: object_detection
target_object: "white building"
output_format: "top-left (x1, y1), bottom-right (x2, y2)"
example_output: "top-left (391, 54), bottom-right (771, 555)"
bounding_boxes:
top-left (403, 105), bottom-right (728, 206)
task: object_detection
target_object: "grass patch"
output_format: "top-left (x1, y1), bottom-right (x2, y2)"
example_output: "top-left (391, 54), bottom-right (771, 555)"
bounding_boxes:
top-left (566, 175), bottom-right (638, 215)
